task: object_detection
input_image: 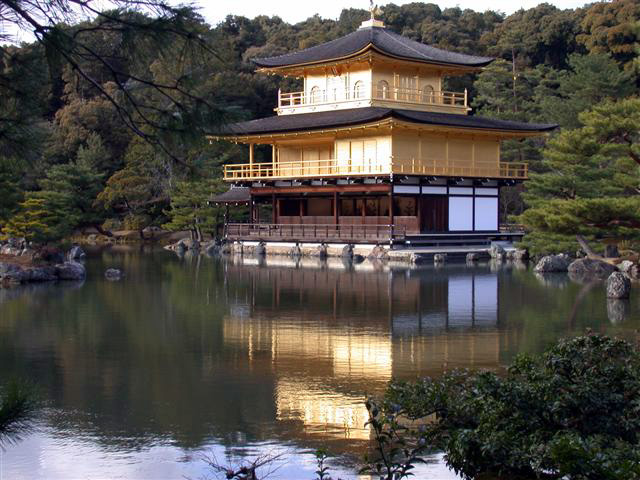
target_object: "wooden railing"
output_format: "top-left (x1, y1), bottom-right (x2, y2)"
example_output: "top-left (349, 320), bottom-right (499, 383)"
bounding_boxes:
top-left (224, 158), bottom-right (389, 180)
top-left (391, 159), bottom-right (528, 179)
top-left (226, 223), bottom-right (406, 242)
top-left (223, 157), bottom-right (528, 181)
top-left (278, 84), bottom-right (467, 110)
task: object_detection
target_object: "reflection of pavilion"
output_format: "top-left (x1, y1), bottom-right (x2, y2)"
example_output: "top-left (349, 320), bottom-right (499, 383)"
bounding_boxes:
top-left (222, 260), bottom-right (501, 441)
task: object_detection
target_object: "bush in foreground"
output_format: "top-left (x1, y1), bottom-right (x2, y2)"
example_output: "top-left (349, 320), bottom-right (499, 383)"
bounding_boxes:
top-left (380, 334), bottom-right (640, 480)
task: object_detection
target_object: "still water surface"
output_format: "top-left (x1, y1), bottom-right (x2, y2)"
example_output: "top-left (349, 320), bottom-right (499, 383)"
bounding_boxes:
top-left (0, 248), bottom-right (639, 479)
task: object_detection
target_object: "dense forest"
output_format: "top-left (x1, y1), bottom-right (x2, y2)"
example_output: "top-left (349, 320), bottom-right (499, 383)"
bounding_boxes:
top-left (0, 0), bottom-right (638, 253)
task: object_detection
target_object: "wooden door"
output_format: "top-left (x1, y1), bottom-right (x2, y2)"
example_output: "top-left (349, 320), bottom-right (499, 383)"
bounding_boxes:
top-left (420, 196), bottom-right (448, 232)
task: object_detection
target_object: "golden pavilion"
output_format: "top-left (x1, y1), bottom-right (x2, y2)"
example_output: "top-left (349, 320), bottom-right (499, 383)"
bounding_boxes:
top-left (212, 13), bottom-right (555, 247)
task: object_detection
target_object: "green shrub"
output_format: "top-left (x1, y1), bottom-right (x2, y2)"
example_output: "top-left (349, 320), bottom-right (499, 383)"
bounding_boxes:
top-left (101, 218), bottom-right (122, 231)
top-left (382, 334), bottom-right (640, 480)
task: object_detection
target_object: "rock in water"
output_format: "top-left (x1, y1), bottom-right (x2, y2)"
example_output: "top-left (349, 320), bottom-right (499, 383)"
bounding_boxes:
top-left (606, 272), bottom-right (631, 299)
top-left (255, 242), bottom-right (266, 256)
top-left (409, 253), bottom-right (426, 264)
top-left (0, 262), bottom-right (22, 275)
top-left (534, 254), bottom-right (572, 272)
top-left (55, 261), bottom-right (86, 281)
top-left (289, 244), bottom-right (302, 257)
top-left (0, 263), bottom-right (28, 284)
top-left (466, 252), bottom-right (480, 262)
top-left (434, 253), bottom-right (446, 264)
top-left (0, 244), bottom-right (22, 256)
top-left (489, 244), bottom-right (505, 260)
top-left (618, 260), bottom-right (635, 273)
top-left (314, 243), bottom-right (328, 259)
top-left (618, 261), bottom-right (639, 280)
top-left (104, 268), bottom-right (124, 281)
top-left (25, 267), bottom-right (57, 282)
top-left (368, 245), bottom-right (389, 261)
top-left (513, 249), bottom-right (529, 261)
top-left (67, 245), bottom-right (86, 260)
top-left (341, 244), bottom-right (354, 259)
top-left (568, 258), bottom-right (618, 281)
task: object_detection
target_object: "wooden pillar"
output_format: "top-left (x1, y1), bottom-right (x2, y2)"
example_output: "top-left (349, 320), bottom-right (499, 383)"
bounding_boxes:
top-left (249, 198), bottom-right (255, 224)
top-left (224, 203), bottom-right (229, 237)
top-left (333, 191), bottom-right (339, 225)
top-left (249, 142), bottom-right (254, 176)
top-left (272, 193), bottom-right (277, 224)
top-left (272, 144), bottom-right (276, 176)
top-left (389, 189), bottom-right (394, 244)
top-left (417, 193), bottom-right (422, 233)
top-left (256, 199), bottom-right (260, 224)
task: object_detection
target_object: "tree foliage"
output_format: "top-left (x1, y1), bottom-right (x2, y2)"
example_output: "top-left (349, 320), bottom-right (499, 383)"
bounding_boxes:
top-left (518, 98), bottom-right (640, 254)
top-left (0, 1), bottom-right (637, 244)
top-left (163, 179), bottom-right (226, 241)
top-left (578, 0), bottom-right (640, 73)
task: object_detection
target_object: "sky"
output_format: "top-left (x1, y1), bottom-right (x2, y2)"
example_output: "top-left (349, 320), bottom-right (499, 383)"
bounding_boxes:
top-left (193, 0), bottom-right (590, 26)
top-left (2, 0), bottom-right (590, 44)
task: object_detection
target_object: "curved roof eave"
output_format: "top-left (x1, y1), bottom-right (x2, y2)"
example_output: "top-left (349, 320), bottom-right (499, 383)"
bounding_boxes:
top-left (254, 44), bottom-right (493, 71)
top-left (215, 108), bottom-right (558, 138)
top-left (253, 27), bottom-right (494, 70)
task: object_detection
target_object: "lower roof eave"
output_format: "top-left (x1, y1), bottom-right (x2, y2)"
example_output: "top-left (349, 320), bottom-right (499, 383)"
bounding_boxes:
top-left (211, 108), bottom-right (558, 143)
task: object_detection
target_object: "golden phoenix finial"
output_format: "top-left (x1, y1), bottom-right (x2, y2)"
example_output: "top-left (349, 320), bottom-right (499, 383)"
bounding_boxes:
top-left (369, 0), bottom-right (381, 20)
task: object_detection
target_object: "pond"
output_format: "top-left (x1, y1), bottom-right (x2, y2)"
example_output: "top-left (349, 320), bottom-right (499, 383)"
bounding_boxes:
top-left (0, 248), bottom-right (638, 479)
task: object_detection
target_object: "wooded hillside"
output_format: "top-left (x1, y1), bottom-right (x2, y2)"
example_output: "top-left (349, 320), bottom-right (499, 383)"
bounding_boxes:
top-left (0, 1), bottom-right (638, 252)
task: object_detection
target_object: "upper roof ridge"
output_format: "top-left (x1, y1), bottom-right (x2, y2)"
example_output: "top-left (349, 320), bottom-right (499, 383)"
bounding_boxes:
top-left (253, 25), bottom-right (493, 69)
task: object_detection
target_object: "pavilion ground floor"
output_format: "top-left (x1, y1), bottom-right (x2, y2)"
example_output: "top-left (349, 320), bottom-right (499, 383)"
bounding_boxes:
top-left (221, 178), bottom-right (521, 245)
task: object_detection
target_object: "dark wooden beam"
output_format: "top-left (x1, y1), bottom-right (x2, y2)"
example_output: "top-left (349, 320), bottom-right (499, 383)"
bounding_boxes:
top-left (250, 184), bottom-right (391, 195)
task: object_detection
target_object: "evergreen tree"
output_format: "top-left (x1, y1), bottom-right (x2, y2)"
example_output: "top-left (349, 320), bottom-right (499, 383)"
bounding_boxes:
top-left (96, 139), bottom-right (171, 237)
top-left (163, 179), bottom-right (226, 241)
top-left (0, 161), bottom-right (23, 228)
top-left (535, 53), bottom-right (636, 129)
top-left (3, 196), bottom-right (58, 243)
top-left (518, 98), bottom-right (640, 254)
top-left (578, 0), bottom-right (640, 73)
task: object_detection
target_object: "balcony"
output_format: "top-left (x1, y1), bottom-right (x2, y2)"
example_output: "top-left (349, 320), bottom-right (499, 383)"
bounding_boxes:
top-left (277, 84), bottom-right (468, 114)
top-left (223, 157), bottom-right (528, 181)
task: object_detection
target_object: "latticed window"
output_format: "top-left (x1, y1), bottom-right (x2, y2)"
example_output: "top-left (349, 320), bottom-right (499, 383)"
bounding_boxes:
top-left (309, 86), bottom-right (322, 104)
top-left (421, 84), bottom-right (435, 103)
top-left (353, 81), bottom-right (365, 99)
top-left (377, 80), bottom-right (389, 99)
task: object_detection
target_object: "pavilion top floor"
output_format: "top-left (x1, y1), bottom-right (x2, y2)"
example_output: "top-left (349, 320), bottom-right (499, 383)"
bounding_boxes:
top-left (254, 23), bottom-right (493, 116)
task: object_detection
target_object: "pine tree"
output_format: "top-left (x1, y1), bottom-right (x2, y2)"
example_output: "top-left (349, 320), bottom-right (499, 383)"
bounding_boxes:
top-left (518, 98), bottom-right (640, 254)
top-left (3, 157), bottom-right (105, 243)
top-left (0, 162), bottom-right (23, 228)
top-left (3, 196), bottom-right (57, 243)
top-left (163, 179), bottom-right (226, 241)
top-left (96, 139), bottom-right (171, 237)
top-left (535, 53), bottom-right (636, 129)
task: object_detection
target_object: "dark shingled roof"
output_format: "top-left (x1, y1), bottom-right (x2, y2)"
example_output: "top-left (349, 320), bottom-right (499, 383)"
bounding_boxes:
top-left (211, 187), bottom-right (250, 204)
top-left (254, 26), bottom-right (493, 68)
top-left (221, 108), bottom-right (557, 136)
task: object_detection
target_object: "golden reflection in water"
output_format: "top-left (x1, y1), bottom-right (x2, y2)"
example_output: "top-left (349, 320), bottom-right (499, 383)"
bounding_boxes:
top-left (276, 378), bottom-right (372, 440)
top-left (222, 258), bottom-right (504, 441)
